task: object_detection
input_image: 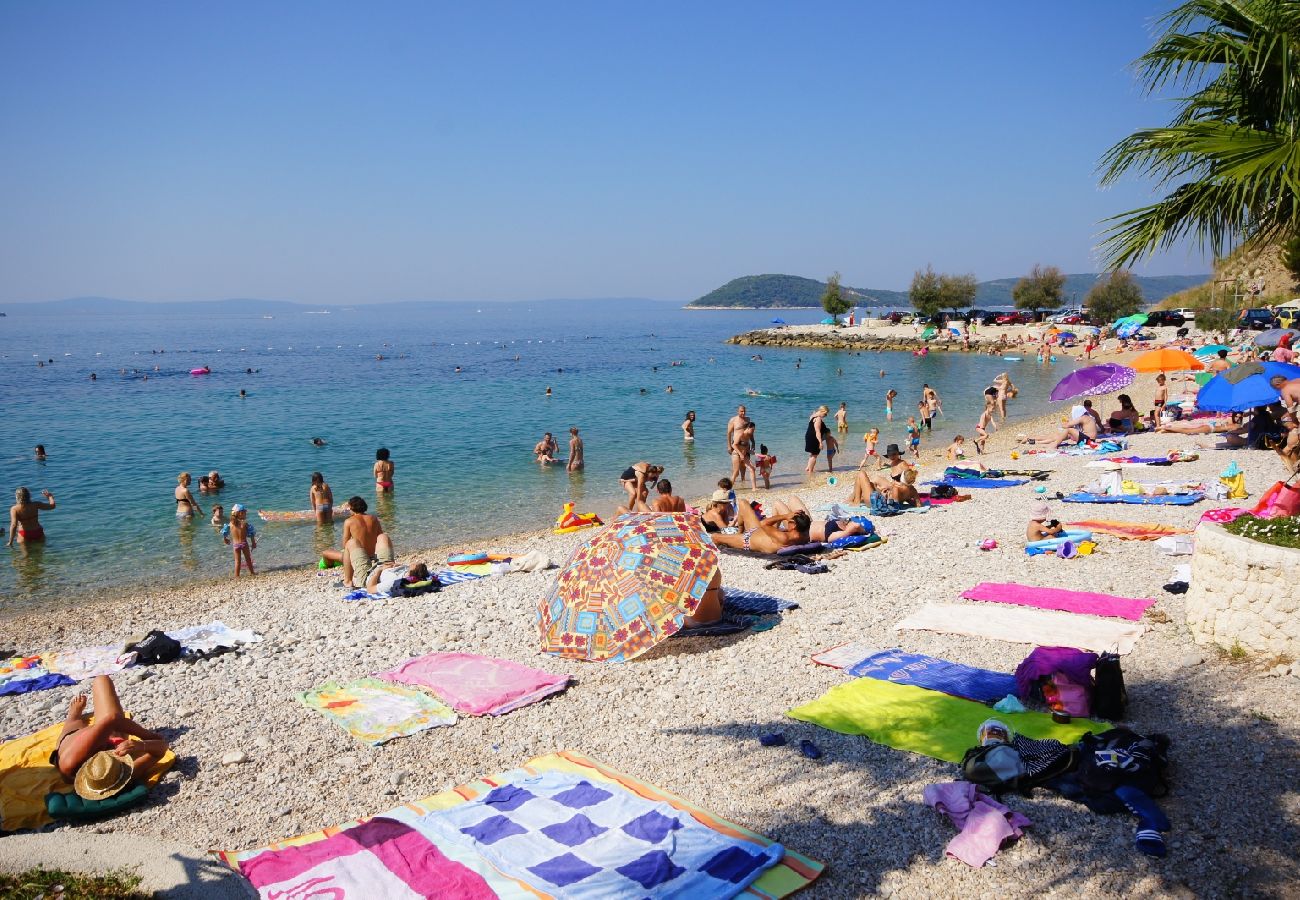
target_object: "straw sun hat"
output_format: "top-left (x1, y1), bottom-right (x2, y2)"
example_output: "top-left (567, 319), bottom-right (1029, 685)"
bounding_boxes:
top-left (74, 750), bottom-right (134, 800)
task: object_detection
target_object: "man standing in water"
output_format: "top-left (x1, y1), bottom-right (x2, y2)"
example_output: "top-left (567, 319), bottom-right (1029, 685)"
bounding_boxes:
top-left (726, 405), bottom-right (750, 455)
top-left (566, 427), bottom-right (584, 473)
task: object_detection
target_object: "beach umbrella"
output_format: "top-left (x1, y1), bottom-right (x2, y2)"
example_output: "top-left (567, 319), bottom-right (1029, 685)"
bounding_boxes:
top-left (1194, 344), bottom-right (1229, 357)
top-left (1116, 313), bottom-right (1149, 326)
top-left (770, 317), bottom-right (786, 325)
top-left (1059, 331), bottom-right (1077, 341)
top-left (537, 512), bottom-right (718, 662)
top-left (920, 326), bottom-right (937, 341)
top-left (1130, 348), bottom-right (1205, 373)
top-left (1049, 363), bottom-right (1136, 402)
top-left (1254, 328), bottom-right (1299, 349)
top-left (820, 316), bottom-right (838, 325)
top-left (1195, 361), bottom-right (1300, 412)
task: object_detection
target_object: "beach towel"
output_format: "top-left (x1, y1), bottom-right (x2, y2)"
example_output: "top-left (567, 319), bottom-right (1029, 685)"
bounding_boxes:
top-left (959, 582), bottom-right (1155, 622)
top-left (1061, 492), bottom-right (1203, 505)
top-left (924, 478), bottom-right (1029, 489)
top-left (894, 603), bottom-right (1145, 654)
top-left (810, 642), bottom-right (880, 670)
top-left (1064, 521), bottom-right (1193, 540)
top-left (847, 650), bottom-right (1017, 704)
top-left (0, 671), bottom-right (75, 696)
top-left (41, 645), bottom-right (136, 681)
top-left (722, 589), bottom-right (799, 615)
top-left (165, 621), bottom-right (262, 654)
top-left (414, 770), bottom-right (785, 898)
top-left (0, 718), bottom-right (176, 832)
top-left (296, 678), bottom-right (457, 745)
top-left (787, 678), bottom-right (1102, 764)
top-left (219, 751), bottom-right (824, 900)
top-left (436, 569), bottom-right (487, 586)
top-left (239, 816), bottom-right (495, 899)
top-left (378, 653), bottom-right (571, 717)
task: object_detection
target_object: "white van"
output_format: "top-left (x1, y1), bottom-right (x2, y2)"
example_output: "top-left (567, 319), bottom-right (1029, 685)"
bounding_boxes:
top-left (1170, 307), bottom-right (1197, 320)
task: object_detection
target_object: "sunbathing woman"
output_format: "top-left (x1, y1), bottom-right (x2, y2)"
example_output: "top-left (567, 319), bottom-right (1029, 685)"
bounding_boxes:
top-left (51, 675), bottom-right (169, 790)
top-left (849, 469), bottom-right (918, 507)
top-left (769, 495), bottom-right (865, 542)
top-left (709, 499), bottom-right (811, 553)
top-left (1155, 417), bottom-right (1247, 436)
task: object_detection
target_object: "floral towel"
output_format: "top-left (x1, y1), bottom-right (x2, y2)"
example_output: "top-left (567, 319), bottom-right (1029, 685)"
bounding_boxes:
top-left (296, 678), bottom-right (457, 745)
top-left (378, 653), bottom-right (570, 717)
top-left (42, 645), bottom-right (136, 681)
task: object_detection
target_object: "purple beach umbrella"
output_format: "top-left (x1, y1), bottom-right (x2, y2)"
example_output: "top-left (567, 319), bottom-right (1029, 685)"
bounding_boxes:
top-left (1049, 363), bottom-right (1136, 402)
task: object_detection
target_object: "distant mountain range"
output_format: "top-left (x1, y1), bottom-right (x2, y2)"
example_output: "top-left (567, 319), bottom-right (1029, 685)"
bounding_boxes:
top-left (689, 273), bottom-right (1211, 309)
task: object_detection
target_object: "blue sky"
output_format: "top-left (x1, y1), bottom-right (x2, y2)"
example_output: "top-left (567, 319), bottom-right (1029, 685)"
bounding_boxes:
top-left (0, 2), bottom-right (1209, 303)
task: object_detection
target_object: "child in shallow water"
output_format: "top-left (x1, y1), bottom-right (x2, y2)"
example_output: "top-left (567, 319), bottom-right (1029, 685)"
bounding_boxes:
top-left (221, 504), bottom-right (257, 577)
top-left (210, 505), bottom-right (224, 527)
top-left (860, 427), bottom-right (880, 468)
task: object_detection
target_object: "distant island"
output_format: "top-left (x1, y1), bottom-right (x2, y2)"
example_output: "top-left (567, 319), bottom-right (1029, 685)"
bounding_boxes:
top-left (689, 272), bottom-right (1210, 309)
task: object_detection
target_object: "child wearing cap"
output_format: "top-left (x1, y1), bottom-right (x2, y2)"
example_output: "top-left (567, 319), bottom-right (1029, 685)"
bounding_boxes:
top-left (1027, 503), bottom-right (1063, 542)
top-left (221, 504), bottom-right (257, 577)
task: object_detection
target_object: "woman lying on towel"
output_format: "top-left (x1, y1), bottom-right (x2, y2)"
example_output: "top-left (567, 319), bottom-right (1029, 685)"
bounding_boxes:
top-left (50, 675), bottom-right (169, 799)
top-left (1155, 418), bottom-right (1248, 447)
top-left (768, 495), bottom-right (867, 542)
top-left (709, 499), bottom-right (811, 554)
top-left (848, 469), bottom-right (918, 508)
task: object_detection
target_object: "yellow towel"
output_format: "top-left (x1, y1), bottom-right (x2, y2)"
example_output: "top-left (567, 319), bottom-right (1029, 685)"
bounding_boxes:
top-left (0, 718), bottom-right (175, 832)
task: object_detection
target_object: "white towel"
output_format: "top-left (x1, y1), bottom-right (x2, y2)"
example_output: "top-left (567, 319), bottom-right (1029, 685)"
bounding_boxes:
top-left (895, 603), bottom-right (1145, 655)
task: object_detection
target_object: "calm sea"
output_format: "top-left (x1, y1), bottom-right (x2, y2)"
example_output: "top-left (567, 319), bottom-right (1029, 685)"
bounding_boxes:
top-left (0, 300), bottom-right (1070, 610)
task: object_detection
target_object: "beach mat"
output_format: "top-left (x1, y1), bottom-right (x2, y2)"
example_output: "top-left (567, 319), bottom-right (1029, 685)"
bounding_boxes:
top-left (1061, 492), bottom-right (1203, 505)
top-left (296, 678), bottom-right (457, 745)
top-left (377, 653), bottom-right (571, 716)
top-left (1064, 520), bottom-right (1193, 540)
top-left (0, 718), bottom-right (176, 832)
top-left (218, 750), bottom-right (824, 899)
top-left (847, 649), bottom-right (1017, 704)
top-left (959, 582), bottom-right (1155, 621)
top-left (895, 603), bottom-right (1145, 654)
top-left (722, 588), bottom-right (799, 615)
top-left (810, 642), bottom-right (880, 670)
top-left (788, 678), bottom-right (1101, 764)
top-left (924, 478), bottom-right (1029, 489)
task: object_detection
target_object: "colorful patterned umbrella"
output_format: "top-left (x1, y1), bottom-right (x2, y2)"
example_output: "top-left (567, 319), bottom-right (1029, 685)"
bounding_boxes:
top-left (1130, 348), bottom-right (1204, 372)
top-left (1049, 363), bottom-right (1136, 402)
top-left (538, 512), bottom-right (719, 662)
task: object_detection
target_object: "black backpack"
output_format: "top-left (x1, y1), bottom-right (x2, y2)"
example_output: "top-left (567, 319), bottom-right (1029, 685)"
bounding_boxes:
top-left (1075, 728), bottom-right (1170, 797)
top-left (962, 739), bottom-right (1078, 795)
top-left (930, 484), bottom-right (958, 499)
top-left (1092, 653), bottom-right (1127, 720)
top-left (127, 630), bottom-right (182, 665)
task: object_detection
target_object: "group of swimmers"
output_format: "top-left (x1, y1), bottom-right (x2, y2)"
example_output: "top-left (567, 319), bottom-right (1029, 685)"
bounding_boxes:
top-left (532, 429), bottom-right (585, 473)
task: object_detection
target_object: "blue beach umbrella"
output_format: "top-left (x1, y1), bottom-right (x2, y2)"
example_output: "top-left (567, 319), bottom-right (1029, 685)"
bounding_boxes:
top-left (1196, 361), bottom-right (1300, 412)
top-left (770, 318), bottom-right (786, 325)
top-left (1194, 344), bottom-right (1229, 357)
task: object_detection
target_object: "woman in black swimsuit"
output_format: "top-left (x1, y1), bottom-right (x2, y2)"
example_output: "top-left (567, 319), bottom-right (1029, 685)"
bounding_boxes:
top-left (50, 675), bottom-right (169, 787)
top-left (804, 405), bottom-right (829, 475)
top-left (174, 472), bottom-right (202, 519)
top-left (619, 462), bottom-right (662, 509)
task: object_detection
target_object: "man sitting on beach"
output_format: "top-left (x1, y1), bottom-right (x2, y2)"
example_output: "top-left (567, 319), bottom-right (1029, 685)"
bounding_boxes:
top-left (1020, 404), bottom-right (1101, 446)
top-left (709, 499), bottom-right (811, 553)
top-left (650, 479), bottom-right (686, 512)
top-left (321, 496), bottom-right (394, 587)
top-left (1272, 375), bottom-right (1300, 415)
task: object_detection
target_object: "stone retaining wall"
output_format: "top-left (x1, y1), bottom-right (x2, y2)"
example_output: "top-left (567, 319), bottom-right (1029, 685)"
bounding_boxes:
top-left (1185, 523), bottom-right (1300, 657)
top-left (727, 329), bottom-right (976, 353)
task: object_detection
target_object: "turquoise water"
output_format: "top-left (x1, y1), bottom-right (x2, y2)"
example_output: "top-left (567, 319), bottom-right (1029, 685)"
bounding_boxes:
top-left (0, 301), bottom-right (1070, 609)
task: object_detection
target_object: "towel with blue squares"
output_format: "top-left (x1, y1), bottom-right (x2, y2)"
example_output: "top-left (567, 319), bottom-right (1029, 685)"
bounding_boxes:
top-left (414, 770), bottom-right (784, 897)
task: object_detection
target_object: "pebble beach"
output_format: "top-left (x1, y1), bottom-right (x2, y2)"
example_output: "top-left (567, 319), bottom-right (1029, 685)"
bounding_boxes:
top-left (3, 344), bottom-right (1299, 898)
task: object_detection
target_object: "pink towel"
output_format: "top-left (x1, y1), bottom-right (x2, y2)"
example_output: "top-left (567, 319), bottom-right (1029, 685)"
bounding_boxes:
top-left (377, 652), bottom-right (570, 716)
top-left (960, 582), bottom-right (1154, 621)
top-left (923, 782), bottom-right (1030, 867)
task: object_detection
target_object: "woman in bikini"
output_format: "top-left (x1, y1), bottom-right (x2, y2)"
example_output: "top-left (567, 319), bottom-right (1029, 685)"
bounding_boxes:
top-left (50, 675), bottom-right (169, 790)
top-left (770, 495), bottom-right (864, 543)
top-left (709, 499), bottom-right (811, 553)
top-left (7, 487), bottom-right (55, 546)
top-left (681, 410), bottom-right (696, 441)
top-left (619, 462), bottom-right (662, 509)
top-left (174, 472), bottom-right (202, 519)
top-left (374, 448), bottom-right (394, 492)
top-left (310, 472), bottom-right (334, 524)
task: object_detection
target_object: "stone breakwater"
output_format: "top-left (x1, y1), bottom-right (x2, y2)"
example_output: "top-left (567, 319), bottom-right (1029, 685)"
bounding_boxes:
top-left (1185, 523), bottom-right (1300, 657)
top-left (727, 328), bottom-right (975, 353)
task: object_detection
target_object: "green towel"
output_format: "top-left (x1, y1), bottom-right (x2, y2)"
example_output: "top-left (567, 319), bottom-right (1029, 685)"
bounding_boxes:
top-left (787, 677), bottom-right (1102, 763)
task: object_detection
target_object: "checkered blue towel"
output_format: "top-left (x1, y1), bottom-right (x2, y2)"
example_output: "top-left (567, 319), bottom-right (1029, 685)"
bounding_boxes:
top-left (412, 771), bottom-right (783, 898)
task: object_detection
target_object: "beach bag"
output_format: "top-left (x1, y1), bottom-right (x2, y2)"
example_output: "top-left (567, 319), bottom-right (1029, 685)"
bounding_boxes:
top-left (1219, 472), bottom-right (1247, 500)
top-left (126, 630), bottom-right (181, 665)
top-left (1120, 479), bottom-right (1141, 496)
top-left (961, 743), bottom-right (1028, 794)
top-left (1092, 653), bottom-right (1127, 721)
top-left (1098, 470), bottom-right (1123, 496)
top-left (930, 483), bottom-right (958, 499)
top-left (1252, 480), bottom-right (1300, 518)
top-left (1042, 674), bottom-right (1091, 717)
top-left (1075, 728), bottom-right (1170, 797)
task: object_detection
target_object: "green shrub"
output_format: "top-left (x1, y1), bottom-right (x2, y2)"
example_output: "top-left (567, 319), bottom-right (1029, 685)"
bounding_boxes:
top-left (1224, 514), bottom-right (1300, 549)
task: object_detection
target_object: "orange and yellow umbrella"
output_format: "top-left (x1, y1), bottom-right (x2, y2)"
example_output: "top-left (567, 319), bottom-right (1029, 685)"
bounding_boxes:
top-left (1130, 348), bottom-right (1204, 373)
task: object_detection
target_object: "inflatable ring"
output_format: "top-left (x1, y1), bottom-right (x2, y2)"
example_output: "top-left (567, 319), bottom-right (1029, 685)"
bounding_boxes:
top-left (1025, 529), bottom-right (1092, 551)
top-left (448, 552), bottom-right (489, 566)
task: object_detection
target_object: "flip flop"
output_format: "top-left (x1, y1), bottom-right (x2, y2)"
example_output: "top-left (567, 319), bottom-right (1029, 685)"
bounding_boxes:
top-left (799, 739), bottom-right (823, 759)
top-left (759, 733), bottom-right (787, 747)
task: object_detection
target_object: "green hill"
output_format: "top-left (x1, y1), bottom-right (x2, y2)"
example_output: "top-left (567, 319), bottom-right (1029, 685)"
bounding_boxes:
top-left (691, 273), bottom-right (1209, 309)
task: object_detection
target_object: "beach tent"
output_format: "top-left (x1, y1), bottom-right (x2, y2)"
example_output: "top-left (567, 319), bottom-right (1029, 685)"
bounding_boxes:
top-left (537, 512), bottom-right (719, 662)
top-left (1195, 361), bottom-right (1300, 412)
top-left (770, 318), bottom-right (786, 325)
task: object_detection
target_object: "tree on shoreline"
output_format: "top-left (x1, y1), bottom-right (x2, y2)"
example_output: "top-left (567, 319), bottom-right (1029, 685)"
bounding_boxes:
top-left (1085, 270), bottom-right (1145, 322)
top-left (938, 272), bottom-right (977, 315)
top-left (1013, 264), bottom-right (1067, 316)
top-left (1099, 0), bottom-right (1300, 268)
top-left (821, 272), bottom-right (852, 320)
top-left (909, 265), bottom-right (943, 317)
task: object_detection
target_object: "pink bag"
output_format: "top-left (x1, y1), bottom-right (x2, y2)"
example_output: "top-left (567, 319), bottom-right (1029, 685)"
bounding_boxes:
top-left (1252, 481), bottom-right (1300, 518)
top-left (1043, 674), bottom-right (1092, 717)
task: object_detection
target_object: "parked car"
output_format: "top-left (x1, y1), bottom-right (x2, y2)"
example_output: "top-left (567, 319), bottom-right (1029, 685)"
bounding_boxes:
top-left (885, 311), bottom-right (917, 325)
top-left (1277, 307), bottom-right (1299, 330)
top-left (995, 311), bottom-right (1035, 325)
top-left (1144, 310), bottom-right (1186, 327)
top-left (1057, 312), bottom-right (1087, 325)
top-left (1170, 307), bottom-right (1198, 320)
top-left (1239, 308), bottom-right (1279, 330)
top-left (963, 308), bottom-right (990, 323)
